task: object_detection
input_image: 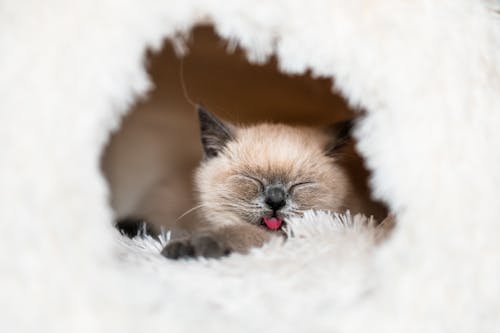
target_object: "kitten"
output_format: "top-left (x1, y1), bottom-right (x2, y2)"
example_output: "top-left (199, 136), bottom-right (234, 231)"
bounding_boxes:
top-left (161, 107), bottom-right (386, 259)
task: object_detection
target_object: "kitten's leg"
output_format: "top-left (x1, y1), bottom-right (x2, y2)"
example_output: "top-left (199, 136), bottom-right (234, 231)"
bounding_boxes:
top-left (162, 223), bottom-right (278, 259)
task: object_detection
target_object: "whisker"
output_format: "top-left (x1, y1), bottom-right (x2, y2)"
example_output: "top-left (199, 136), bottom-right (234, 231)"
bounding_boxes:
top-left (175, 204), bottom-right (207, 222)
top-left (219, 198), bottom-right (260, 206)
top-left (219, 203), bottom-right (262, 210)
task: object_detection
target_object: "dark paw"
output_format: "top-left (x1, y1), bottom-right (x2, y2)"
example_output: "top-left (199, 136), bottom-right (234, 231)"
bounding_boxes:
top-left (161, 235), bottom-right (231, 260)
top-left (115, 217), bottom-right (158, 238)
top-left (161, 240), bottom-right (195, 259)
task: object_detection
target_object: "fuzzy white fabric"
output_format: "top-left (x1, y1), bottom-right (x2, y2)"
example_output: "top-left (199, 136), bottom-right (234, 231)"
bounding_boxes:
top-left (118, 212), bottom-right (381, 332)
top-left (1, 0), bottom-right (499, 332)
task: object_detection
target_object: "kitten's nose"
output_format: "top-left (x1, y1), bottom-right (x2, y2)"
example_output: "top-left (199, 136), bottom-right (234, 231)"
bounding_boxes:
top-left (265, 186), bottom-right (286, 211)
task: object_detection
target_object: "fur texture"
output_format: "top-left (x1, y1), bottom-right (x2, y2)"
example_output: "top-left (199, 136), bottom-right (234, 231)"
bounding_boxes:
top-left (163, 108), bottom-right (386, 257)
top-left (195, 111), bottom-right (373, 227)
top-left (1, 0), bottom-right (499, 332)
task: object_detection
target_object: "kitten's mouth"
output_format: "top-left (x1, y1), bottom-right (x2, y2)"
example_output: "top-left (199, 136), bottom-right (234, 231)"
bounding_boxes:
top-left (261, 216), bottom-right (285, 231)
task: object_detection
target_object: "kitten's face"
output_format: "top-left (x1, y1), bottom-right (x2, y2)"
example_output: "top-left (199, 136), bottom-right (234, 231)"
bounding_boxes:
top-left (195, 108), bottom-right (353, 231)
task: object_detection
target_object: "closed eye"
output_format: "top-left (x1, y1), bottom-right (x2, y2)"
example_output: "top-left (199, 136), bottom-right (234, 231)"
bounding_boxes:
top-left (289, 181), bottom-right (316, 192)
top-left (232, 173), bottom-right (265, 191)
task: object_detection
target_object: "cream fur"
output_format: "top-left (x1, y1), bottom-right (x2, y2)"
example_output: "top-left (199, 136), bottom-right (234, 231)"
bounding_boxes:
top-left (196, 123), bottom-right (353, 227)
top-left (1, 0), bottom-right (499, 332)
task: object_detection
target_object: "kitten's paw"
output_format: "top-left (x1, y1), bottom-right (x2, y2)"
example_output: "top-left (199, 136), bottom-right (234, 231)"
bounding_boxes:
top-left (161, 235), bottom-right (231, 260)
top-left (193, 235), bottom-right (232, 258)
top-left (116, 217), bottom-right (158, 238)
top-left (161, 239), bottom-right (195, 259)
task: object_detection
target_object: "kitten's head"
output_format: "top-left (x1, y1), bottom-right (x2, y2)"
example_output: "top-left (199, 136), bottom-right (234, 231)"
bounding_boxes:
top-left (195, 107), bottom-right (354, 232)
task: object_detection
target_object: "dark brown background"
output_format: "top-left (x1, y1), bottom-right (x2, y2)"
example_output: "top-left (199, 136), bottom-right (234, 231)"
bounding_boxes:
top-left (101, 26), bottom-right (378, 229)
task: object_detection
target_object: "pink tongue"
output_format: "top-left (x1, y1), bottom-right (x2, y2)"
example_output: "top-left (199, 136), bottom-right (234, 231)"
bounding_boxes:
top-left (263, 217), bottom-right (283, 230)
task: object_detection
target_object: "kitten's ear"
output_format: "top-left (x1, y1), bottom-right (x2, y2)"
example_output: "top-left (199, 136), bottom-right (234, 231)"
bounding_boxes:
top-left (324, 119), bottom-right (354, 157)
top-left (197, 106), bottom-right (235, 160)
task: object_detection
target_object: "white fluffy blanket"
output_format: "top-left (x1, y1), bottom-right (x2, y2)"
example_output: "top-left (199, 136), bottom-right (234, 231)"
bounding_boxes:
top-left (1, 0), bottom-right (500, 332)
top-left (118, 212), bottom-right (381, 332)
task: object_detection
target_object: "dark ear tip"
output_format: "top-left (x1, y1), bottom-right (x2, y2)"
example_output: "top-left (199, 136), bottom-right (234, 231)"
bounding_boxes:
top-left (197, 106), bottom-right (221, 126)
top-left (197, 105), bottom-right (208, 118)
top-left (324, 118), bottom-right (356, 156)
top-left (325, 118), bottom-right (355, 139)
top-left (337, 119), bottom-right (355, 139)
top-left (196, 106), bottom-right (234, 160)
top-left (197, 106), bottom-right (220, 128)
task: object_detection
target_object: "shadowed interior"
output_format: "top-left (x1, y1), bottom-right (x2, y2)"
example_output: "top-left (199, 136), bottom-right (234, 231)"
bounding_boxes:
top-left (101, 26), bottom-right (385, 233)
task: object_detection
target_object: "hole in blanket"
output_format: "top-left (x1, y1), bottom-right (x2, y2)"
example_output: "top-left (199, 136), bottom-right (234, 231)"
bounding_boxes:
top-left (101, 25), bottom-right (388, 237)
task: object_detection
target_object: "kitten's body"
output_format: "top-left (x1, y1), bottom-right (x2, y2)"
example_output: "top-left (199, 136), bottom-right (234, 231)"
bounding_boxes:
top-left (161, 108), bottom-right (387, 258)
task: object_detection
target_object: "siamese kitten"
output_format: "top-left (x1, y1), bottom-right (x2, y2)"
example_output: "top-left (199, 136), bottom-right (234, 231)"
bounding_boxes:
top-left (161, 107), bottom-right (386, 259)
